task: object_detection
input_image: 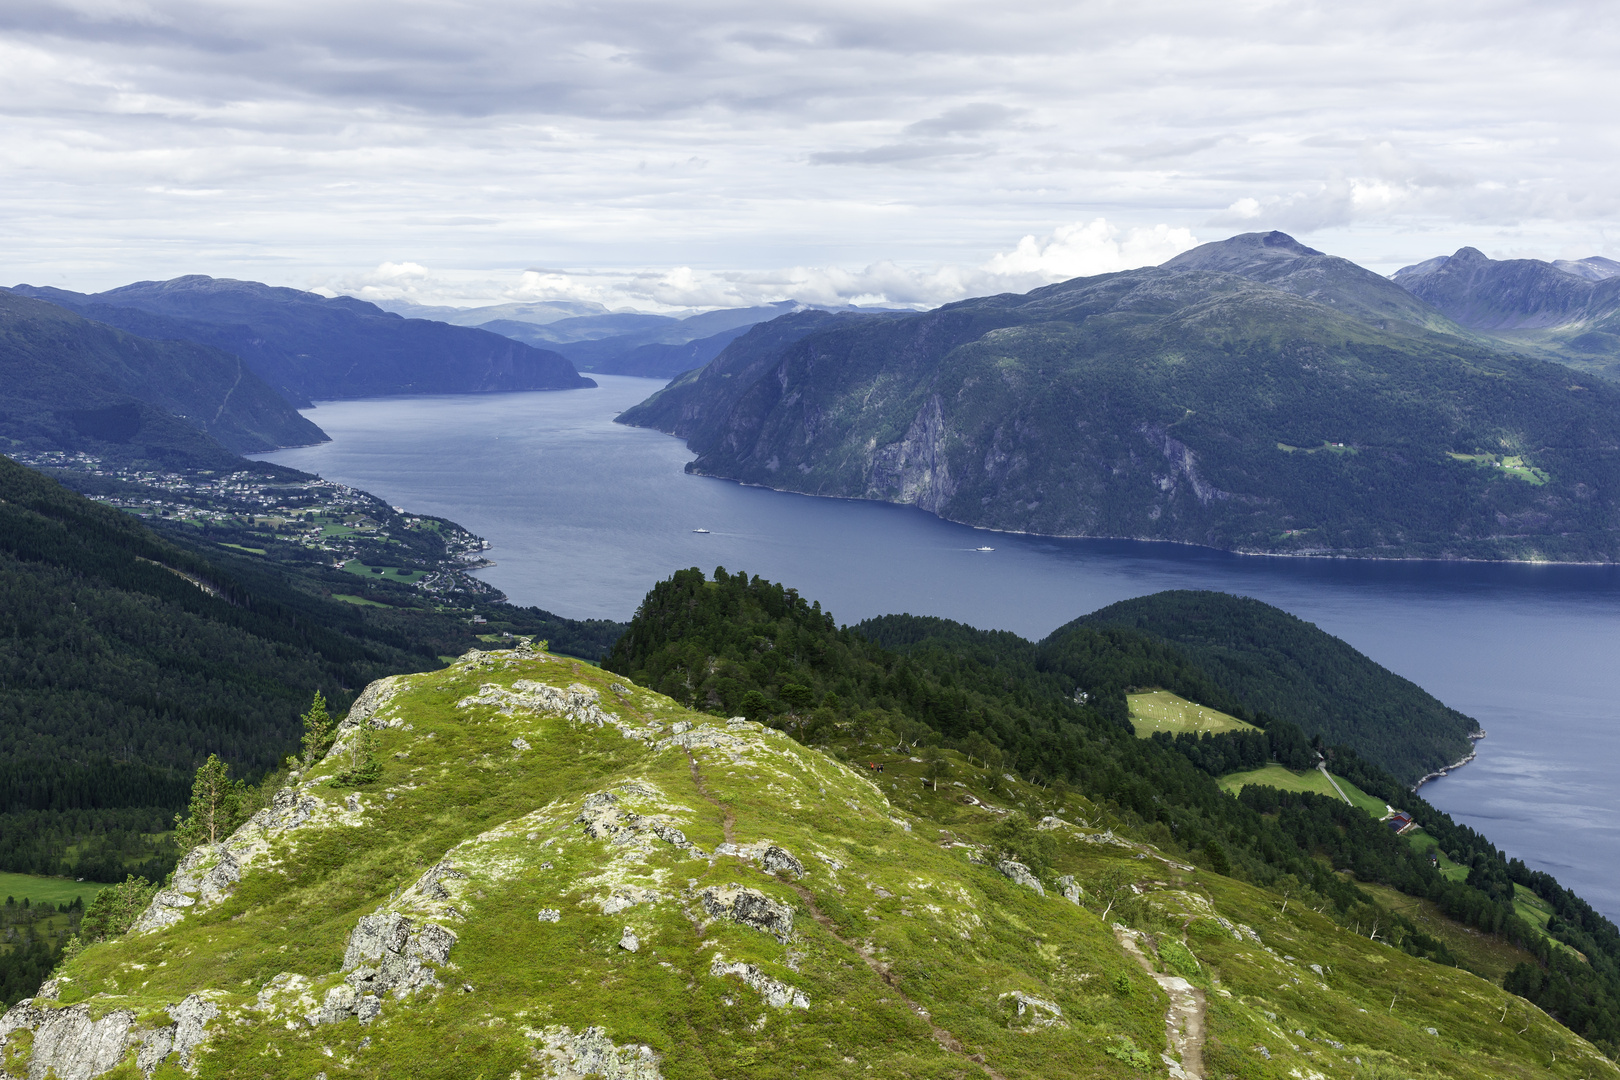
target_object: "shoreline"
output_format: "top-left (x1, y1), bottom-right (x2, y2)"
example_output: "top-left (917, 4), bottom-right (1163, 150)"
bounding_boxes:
top-left (1411, 730), bottom-right (1487, 792)
top-left (670, 463), bottom-right (1620, 568)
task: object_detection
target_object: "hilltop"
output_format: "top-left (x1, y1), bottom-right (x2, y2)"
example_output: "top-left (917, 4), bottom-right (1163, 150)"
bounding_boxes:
top-left (620, 232), bottom-right (1620, 561)
top-left (14, 642), bottom-right (1615, 1079)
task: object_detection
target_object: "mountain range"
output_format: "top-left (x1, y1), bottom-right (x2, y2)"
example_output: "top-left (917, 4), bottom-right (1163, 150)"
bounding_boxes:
top-left (10, 277), bottom-right (595, 406)
top-left (1392, 247), bottom-right (1620, 380)
top-left (620, 232), bottom-right (1620, 561)
top-left (383, 297), bottom-right (916, 379)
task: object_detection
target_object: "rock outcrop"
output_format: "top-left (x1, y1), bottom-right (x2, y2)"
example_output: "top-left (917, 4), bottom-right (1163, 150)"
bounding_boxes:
top-left (699, 884), bottom-right (795, 942)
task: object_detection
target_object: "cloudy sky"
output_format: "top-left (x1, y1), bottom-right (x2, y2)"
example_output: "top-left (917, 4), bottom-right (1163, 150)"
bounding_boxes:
top-left (3, 0), bottom-right (1617, 310)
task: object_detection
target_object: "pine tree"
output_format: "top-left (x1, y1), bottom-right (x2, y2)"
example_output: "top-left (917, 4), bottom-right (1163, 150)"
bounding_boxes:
top-left (173, 755), bottom-right (245, 849)
top-left (330, 726), bottom-right (383, 787)
top-left (300, 690), bottom-right (335, 767)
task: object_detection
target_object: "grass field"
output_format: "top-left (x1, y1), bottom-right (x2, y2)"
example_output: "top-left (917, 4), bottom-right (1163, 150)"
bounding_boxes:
top-left (1217, 763), bottom-right (1386, 818)
top-left (0, 872), bottom-right (107, 908)
top-left (1352, 879), bottom-right (1537, 982)
top-left (1125, 690), bottom-right (1257, 738)
top-left (342, 560), bottom-right (428, 584)
top-left (216, 542), bottom-right (268, 555)
top-left (333, 593), bottom-right (390, 607)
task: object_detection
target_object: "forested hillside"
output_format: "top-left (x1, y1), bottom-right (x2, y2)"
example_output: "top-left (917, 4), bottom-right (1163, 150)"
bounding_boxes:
top-left (620, 232), bottom-right (1620, 561)
top-left (1064, 590), bottom-right (1480, 783)
top-left (10, 277), bottom-right (595, 405)
top-left (0, 456), bottom-right (621, 881)
top-left (0, 290), bottom-right (325, 467)
top-left (606, 567), bottom-right (1620, 1052)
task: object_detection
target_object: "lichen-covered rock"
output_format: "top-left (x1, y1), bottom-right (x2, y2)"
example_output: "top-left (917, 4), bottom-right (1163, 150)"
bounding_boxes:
top-left (18, 1003), bottom-right (135, 1080)
top-left (1056, 874), bottom-right (1083, 904)
top-left (996, 859), bottom-right (1045, 896)
top-left (762, 845), bottom-right (805, 877)
top-left (699, 884), bottom-right (795, 942)
top-left (619, 927), bottom-right (640, 952)
top-left (527, 1024), bottom-right (663, 1080)
top-left (1000, 990), bottom-right (1066, 1028)
top-left (710, 955), bottom-right (810, 1009)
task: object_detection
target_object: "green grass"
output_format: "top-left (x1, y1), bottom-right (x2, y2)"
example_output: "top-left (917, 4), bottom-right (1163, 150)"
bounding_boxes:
top-left (44, 652), bottom-right (1614, 1080)
top-left (215, 542), bottom-right (267, 555)
top-left (1217, 763), bottom-right (1385, 817)
top-left (332, 593), bottom-right (390, 607)
top-left (1352, 880), bottom-right (1537, 983)
top-left (341, 560), bottom-right (427, 584)
top-left (0, 872), bottom-right (107, 908)
top-left (316, 516), bottom-right (360, 537)
top-left (1276, 441), bottom-right (1358, 455)
top-left (1447, 452), bottom-right (1550, 486)
top-left (1401, 829), bottom-right (1469, 881)
top-left (1126, 690), bottom-right (1256, 737)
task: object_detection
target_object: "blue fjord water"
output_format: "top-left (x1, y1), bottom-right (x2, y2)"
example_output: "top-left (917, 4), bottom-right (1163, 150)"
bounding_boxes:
top-left (260, 376), bottom-right (1620, 922)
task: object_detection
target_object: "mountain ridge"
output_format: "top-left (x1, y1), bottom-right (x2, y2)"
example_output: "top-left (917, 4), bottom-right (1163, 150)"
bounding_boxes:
top-left (13, 642), bottom-right (1611, 1079)
top-left (0, 290), bottom-right (326, 467)
top-left (11, 277), bottom-right (595, 405)
top-left (620, 233), bottom-right (1620, 561)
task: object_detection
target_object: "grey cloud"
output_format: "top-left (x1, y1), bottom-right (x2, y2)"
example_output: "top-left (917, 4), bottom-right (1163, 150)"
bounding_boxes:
top-left (903, 103), bottom-right (1018, 137)
top-left (809, 141), bottom-right (987, 166)
top-left (2, 0), bottom-right (1620, 295)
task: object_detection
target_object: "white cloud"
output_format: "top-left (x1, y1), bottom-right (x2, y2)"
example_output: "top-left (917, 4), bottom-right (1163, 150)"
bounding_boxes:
top-left (310, 218), bottom-right (1200, 312)
top-left (981, 219), bottom-right (1199, 285)
top-left (2, 0), bottom-right (1619, 291)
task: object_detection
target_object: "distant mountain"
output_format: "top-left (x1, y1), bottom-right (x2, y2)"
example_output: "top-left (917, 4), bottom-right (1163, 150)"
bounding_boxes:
top-left (1164, 230), bottom-right (1460, 332)
top-left (369, 298), bottom-right (609, 326)
top-left (0, 290), bottom-right (325, 468)
top-left (621, 232), bottom-right (1620, 561)
top-left (1392, 247), bottom-right (1620, 380)
top-left (11, 277), bottom-right (595, 405)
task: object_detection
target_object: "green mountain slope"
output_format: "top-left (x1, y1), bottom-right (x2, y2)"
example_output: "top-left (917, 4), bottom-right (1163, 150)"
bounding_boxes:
top-left (1061, 590), bottom-right (1481, 784)
top-left (0, 291), bottom-right (325, 466)
top-left (603, 569), bottom-right (1620, 1052)
top-left (620, 233), bottom-right (1620, 561)
top-left (19, 646), bottom-right (1615, 1080)
top-left (1392, 247), bottom-right (1620, 381)
top-left (11, 277), bottom-right (595, 406)
top-left (0, 455), bottom-right (622, 883)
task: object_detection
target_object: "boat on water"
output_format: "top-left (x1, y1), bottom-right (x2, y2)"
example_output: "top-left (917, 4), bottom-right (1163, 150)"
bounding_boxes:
top-left (693, 528), bottom-right (711, 534)
top-left (976, 545), bottom-right (994, 552)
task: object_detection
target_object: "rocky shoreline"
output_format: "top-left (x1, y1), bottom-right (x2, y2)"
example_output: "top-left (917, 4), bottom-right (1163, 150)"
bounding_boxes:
top-left (1411, 730), bottom-right (1487, 792)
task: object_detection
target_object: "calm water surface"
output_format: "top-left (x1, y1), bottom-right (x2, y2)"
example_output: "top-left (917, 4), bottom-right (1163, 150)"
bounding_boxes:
top-left (261, 377), bottom-right (1620, 922)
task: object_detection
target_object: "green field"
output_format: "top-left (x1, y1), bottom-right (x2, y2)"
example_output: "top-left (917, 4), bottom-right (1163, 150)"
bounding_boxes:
top-left (332, 593), bottom-right (390, 607)
top-left (0, 872), bottom-right (107, 908)
top-left (1217, 763), bottom-right (1386, 817)
top-left (342, 560), bottom-right (427, 584)
top-left (1447, 452), bottom-right (1550, 486)
top-left (1126, 689), bottom-right (1256, 737)
top-left (1401, 828), bottom-right (1469, 881)
top-left (216, 542), bottom-right (267, 555)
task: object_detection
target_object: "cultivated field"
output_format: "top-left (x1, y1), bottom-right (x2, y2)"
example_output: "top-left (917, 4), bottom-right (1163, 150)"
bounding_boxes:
top-left (1126, 689), bottom-right (1257, 738)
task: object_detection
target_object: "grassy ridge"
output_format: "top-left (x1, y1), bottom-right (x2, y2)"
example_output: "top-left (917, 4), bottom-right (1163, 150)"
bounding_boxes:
top-left (40, 647), bottom-right (1617, 1080)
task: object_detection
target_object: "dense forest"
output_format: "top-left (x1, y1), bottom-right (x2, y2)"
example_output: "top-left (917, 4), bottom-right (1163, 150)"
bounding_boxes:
top-left (1062, 590), bottom-right (1480, 784)
top-left (0, 454), bottom-right (622, 881)
top-left (606, 566), bottom-right (1620, 1054)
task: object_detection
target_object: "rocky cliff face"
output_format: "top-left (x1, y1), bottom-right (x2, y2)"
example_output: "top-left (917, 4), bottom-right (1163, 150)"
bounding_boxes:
top-left (6, 642), bottom-right (1610, 1079)
top-left (621, 237), bottom-right (1620, 561)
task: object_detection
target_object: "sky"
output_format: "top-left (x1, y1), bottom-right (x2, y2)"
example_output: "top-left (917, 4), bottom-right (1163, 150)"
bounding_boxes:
top-left (3, 0), bottom-right (1618, 311)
